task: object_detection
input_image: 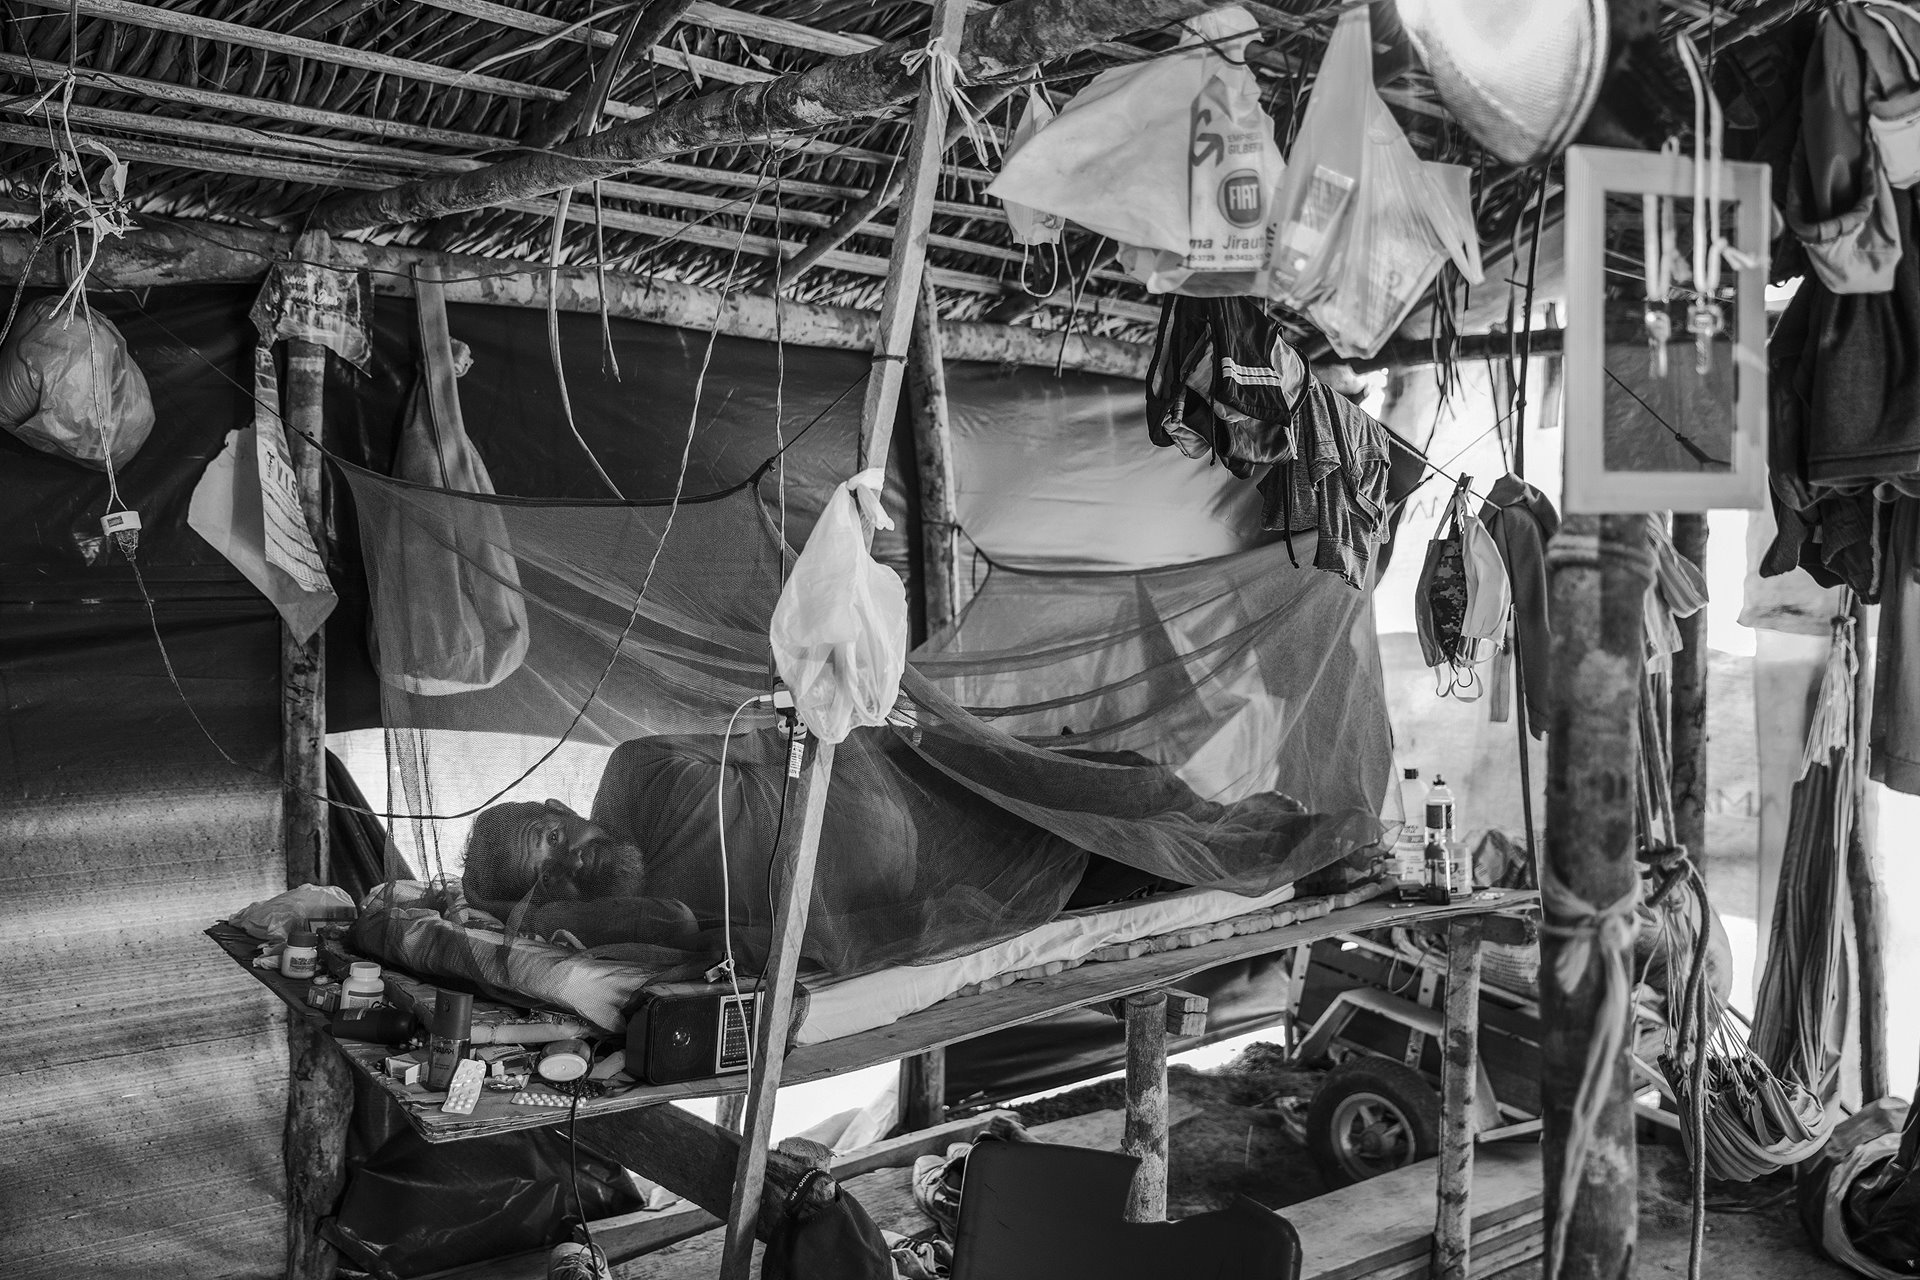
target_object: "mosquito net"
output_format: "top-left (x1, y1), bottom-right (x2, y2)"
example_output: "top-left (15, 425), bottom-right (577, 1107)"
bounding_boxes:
top-left (341, 462), bottom-right (1390, 1026)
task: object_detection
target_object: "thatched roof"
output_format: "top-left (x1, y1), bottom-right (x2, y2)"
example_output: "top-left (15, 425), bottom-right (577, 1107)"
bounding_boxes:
top-left (0, 0), bottom-right (1811, 347)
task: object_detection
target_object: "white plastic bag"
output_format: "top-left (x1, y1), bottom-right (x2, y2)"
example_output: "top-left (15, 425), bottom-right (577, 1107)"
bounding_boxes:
top-left (1264, 9), bottom-right (1373, 305)
top-left (1185, 69), bottom-right (1280, 271)
top-left (769, 471), bottom-right (909, 744)
top-left (0, 296), bottom-right (154, 470)
top-left (986, 7), bottom-right (1278, 262)
top-left (228, 883), bottom-right (357, 943)
top-left (1266, 8), bottom-right (1483, 356)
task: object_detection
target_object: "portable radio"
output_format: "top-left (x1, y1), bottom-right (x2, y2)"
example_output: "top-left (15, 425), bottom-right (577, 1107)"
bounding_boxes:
top-left (624, 979), bottom-right (808, 1085)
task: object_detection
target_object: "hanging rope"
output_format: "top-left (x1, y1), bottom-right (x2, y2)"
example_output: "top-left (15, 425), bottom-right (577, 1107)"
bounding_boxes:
top-left (1539, 864), bottom-right (1640, 1280)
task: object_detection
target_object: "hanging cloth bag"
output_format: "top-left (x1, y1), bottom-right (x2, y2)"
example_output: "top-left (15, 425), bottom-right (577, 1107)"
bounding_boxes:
top-left (373, 265), bottom-right (530, 695)
top-left (770, 472), bottom-right (909, 744)
top-left (0, 295), bottom-right (154, 470)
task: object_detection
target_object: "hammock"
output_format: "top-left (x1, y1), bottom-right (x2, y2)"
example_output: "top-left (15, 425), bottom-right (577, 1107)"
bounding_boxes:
top-left (1749, 613), bottom-right (1856, 1100)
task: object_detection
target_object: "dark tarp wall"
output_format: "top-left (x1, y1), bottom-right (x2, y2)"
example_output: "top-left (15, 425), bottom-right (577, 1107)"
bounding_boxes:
top-left (0, 287), bottom-right (287, 1278)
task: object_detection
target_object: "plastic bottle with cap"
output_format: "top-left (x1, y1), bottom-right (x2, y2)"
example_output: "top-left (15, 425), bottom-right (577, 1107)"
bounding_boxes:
top-left (1393, 767), bottom-right (1427, 898)
top-left (339, 961), bottom-right (386, 1011)
top-left (280, 926), bottom-right (319, 980)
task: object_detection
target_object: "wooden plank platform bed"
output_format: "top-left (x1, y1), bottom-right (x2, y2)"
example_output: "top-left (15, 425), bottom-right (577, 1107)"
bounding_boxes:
top-left (212, 884), bottom-right (1541, 1279)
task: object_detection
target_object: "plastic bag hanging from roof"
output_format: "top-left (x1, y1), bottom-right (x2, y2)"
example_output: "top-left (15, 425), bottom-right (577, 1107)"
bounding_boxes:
top-left (339, 467), bottom-right (1385, 1023)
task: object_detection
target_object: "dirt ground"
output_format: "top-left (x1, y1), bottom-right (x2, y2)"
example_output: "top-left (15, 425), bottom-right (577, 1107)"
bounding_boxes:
top-left (1008, 1043), bottom-right (1857, 1279)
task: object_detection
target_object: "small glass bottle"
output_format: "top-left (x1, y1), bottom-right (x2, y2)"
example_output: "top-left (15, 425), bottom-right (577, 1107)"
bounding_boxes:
top-left (280, 926), bottom-right (319, 979)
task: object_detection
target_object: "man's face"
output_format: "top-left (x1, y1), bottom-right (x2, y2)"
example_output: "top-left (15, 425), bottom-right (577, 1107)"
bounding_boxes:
top-left (506, 801), bottom-right (647, 900)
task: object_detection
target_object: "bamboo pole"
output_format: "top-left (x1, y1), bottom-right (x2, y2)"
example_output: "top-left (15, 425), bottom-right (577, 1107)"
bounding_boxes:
top-left (309, 0), bottom-right (1238, 233)
top-left (1541, 514), bottom-right (1650, 1280)
top-left (1122, 989), bottom-right (1171, 1223)
top-left (279, 229), bottom-right (348, 1280)
top-left (1433, 916), bottom-right (1485, 1280)
top-left (1670, 513), bottom-right (1709, 861)
top-left (1848, 598), bottom-right (1889, 1102)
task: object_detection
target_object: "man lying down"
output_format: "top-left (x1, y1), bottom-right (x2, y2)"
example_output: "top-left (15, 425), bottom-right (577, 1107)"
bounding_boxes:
top-left (454, 725), bottom-right (1359, 979)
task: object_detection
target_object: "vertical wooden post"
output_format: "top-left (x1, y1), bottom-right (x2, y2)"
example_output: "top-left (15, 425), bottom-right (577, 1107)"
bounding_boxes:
top-left (1541, 514), bottom-right (1649, 1280)
top-left (1122, 990), bottom-right (1171, 1223)
top-left (279, 230), bottom-right (348, 1280)
top-left (1669, 513), bottom-right (1709, 861)
top-left (716, 1092), bottom-right (748, 1134)
top-left (719, 730), bottom-right (834, 1279)
top-left (719, 5), bottom-right (962, 1271)
top-left (900, 1050), bottom-right (948, 1134)
top-left (907, 274), bottom-right (959, 638)
top-left (1848, 599), bottom-right (1889, 1102)
top-left (1433, 917), bottom-right (1485, 1280)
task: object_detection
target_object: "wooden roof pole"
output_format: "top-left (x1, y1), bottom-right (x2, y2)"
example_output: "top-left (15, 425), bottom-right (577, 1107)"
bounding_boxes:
top-left (718, 4), bottom-right (969, 1272)
top-left (310, 0), bottom-right (1238, 234)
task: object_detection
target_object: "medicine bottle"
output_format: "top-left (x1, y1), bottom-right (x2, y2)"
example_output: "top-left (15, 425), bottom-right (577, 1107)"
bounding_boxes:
top-left (340, 961), bottom-right (386, 1010)
top-left (280, 927), bottom-right (319, 979)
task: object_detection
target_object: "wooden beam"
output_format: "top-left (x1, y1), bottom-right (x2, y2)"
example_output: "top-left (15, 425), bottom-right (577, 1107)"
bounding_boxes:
top-left (908, 276), bottom-right (960, 637)
top-left (1541, 514), bottom-right (1648, 1280)
top-left (521, 0), bottom-right (695, 152)
top-left (0, 52), bottom-right (504, 151)
top-left (0, 52), bottom-right (1000, 208)
top-left (11, 0), bottom-right (572, 104)
top-left (0, 223), bottom-right (1155, 377)
top-left (1122, 989), bottom-right (1171, 1223)
top-left (579, 1095), bottom-right (834, 1238)
top-left (280, 227), bottom-right (342, 1280)
top-left (1849, 598), bottom-right (1889, 1103)
top-left (1669, 513), bottom-right (1708, 860)
top-left (718, 732), bottom-right (836, 1278)
top-left (309, 0), bottom-right (1236, 233)
top-left (1433, 916), bottom-right (1485, 1280)
top-left (0, 119), bottom-right (1144, 318)
top-left (2, 96), bottom-right (1039, 267)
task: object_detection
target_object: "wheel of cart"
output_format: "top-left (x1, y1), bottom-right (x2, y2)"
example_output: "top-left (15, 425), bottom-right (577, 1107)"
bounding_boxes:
top-left (1304, 1055), bottom-right (1442, 1186)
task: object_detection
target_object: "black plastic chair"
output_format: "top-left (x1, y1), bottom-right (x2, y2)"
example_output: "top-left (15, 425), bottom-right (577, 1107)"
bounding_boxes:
top-left (950, 1140), bottom-right (1303, 1280)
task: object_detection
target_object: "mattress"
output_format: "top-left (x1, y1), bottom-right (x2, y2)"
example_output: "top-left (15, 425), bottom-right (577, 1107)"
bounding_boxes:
top-left (354, 878), bottom-right (1295, 1046)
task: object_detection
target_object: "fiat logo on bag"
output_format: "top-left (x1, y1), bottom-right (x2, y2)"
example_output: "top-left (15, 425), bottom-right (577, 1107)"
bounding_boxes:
top-left (1219, 170), bottom-right (1264, 227)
